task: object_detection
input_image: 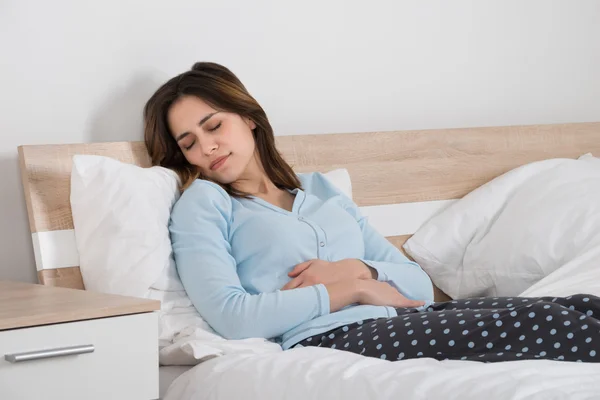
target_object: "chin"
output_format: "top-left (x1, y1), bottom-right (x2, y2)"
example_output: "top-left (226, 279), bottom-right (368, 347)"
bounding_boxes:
top-left (207, 170), bottom-right (239, 185)
top-left (216, 176), bottom-right (238, 185)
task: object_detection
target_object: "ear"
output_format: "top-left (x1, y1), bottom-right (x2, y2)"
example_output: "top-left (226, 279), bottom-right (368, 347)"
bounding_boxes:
top-left (244, 117), bottom-right (256, 130)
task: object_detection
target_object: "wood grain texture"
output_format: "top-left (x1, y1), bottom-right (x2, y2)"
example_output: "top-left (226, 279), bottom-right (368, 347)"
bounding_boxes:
top-left (19, 123), bottom-right (600, 232)
top-left (17, 122), bottom-right (600, 290)
top-left (18, 142), bottom-right (151, 233)
top-left (276, 122), bottom-right (600, 206)
top-left (38, 267), bottom-right (85, 290)
top-left (0, 280), bottom-right (160, 330)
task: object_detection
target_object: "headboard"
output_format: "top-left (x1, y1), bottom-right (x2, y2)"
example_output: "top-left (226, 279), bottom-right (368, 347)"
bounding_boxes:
top-left (18, 122), bottom-right (600, 292)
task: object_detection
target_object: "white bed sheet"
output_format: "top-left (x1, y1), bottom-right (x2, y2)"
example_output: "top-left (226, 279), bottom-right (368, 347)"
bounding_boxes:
top-left (166, 348), bottom-right (600, 400)
top-left (160, 366), bottom-right (193, 399)
top-left (164, 250), bottom-right (600, 400)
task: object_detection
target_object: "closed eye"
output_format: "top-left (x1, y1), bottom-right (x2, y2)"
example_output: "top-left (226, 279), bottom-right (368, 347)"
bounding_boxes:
top-left (182, 122), bottom-right (220, 151)
top-left (208, 122), bottom-right (221, 132)
top-left (184, 141), bottom-right (195, 151)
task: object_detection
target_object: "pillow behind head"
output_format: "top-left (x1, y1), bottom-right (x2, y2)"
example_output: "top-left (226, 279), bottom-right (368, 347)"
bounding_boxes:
top-left (71, 155), bottom-right (180, 298)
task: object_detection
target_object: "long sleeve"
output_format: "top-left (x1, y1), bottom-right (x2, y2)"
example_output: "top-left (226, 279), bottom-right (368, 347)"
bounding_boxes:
top-left (356, 217), bottom-right (435, 302)
top-left (306, 172), bottom-right (434, 303)
top-left (169, 181), bottom-right (330, 340)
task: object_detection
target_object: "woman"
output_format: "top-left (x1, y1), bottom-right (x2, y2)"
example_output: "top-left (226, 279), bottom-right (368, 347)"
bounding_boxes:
top-left (144, 62), bottom-right (600, 362)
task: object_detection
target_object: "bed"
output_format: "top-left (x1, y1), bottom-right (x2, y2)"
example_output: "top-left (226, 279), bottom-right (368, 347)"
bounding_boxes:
top-left (18, 121), bottom-right (600, 399)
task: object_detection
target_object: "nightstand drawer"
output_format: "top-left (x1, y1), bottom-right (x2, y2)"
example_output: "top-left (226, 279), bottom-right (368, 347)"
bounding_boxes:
top-left (0, 312), bottom-right (158, 400)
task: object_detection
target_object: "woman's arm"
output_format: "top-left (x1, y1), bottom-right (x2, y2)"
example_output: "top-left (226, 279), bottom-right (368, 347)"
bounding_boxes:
top-left (353, 214), bottom-right (435, 303)
top-left (397, 246), bottom-right (452, 302)
top-left (170, 181), bottom-right (363, 340)
top-left (305, 173), bottom-right (435, 303)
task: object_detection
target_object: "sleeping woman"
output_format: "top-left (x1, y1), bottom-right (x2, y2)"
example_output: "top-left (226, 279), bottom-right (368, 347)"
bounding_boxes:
top-left (143, 62), bottom-right (600, 363)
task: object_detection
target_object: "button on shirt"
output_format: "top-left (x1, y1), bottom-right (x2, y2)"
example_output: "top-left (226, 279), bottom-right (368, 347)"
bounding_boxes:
top-left (169, 172), bottom-right (434, 350)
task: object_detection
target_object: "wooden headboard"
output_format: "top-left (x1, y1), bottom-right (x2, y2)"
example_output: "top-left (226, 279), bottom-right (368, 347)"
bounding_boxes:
top-left (18, 122), bottom-right (600, 293)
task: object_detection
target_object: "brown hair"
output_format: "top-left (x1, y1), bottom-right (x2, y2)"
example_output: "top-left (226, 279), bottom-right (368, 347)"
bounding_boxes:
top-left (143, 62), bottom-right (301, 196)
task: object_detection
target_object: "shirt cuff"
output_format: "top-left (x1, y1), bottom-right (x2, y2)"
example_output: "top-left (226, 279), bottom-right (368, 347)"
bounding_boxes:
top-left (358, 259), bottom-right (388, 282)
top-left (312, 284), bottom-right (330, 316)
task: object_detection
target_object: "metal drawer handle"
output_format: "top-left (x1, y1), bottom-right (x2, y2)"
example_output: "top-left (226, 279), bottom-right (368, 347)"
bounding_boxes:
top-left (5, 344), bottom-right (95, 363)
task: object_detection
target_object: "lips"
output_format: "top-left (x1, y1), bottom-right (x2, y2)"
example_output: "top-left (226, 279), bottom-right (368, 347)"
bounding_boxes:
top-left (210, 154), bottom-right (230, 171)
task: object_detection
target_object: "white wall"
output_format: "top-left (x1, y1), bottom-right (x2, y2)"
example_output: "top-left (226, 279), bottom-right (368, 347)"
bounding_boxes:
top-left (1, 0), bottom-right (600, 283)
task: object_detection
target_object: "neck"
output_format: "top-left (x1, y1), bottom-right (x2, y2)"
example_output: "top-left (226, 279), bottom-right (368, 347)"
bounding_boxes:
top-left (232, 153), bottom-right (279, 196)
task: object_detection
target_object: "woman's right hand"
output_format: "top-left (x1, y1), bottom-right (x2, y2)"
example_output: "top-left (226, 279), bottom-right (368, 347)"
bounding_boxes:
top-left (358, 280), bottom-right (425, 308)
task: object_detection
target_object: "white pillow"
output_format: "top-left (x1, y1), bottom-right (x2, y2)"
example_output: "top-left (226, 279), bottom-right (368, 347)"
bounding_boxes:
top-left (71, 155), bottom-right (199, 355)
top-left (323, 167), bottom-right (352, 199)
top-left (71, 155), bottom-right (180, 298)
top-left (403, 154), bottom-right (600, 299)
top-left (70, 155), bottom-right (352, 365)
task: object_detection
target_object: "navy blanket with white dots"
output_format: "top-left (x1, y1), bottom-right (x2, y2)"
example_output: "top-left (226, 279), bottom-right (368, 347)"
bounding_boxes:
top-left (293, 294), bottom-right (600, 362)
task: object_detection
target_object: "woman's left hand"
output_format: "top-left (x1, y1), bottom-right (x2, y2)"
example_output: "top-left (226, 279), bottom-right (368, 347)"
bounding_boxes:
top-left (281, 259), bottom-right (377, 290)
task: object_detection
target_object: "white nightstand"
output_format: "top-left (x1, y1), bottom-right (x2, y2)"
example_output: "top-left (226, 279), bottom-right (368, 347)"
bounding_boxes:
top-left (0, 280), bottom-right (161, 400)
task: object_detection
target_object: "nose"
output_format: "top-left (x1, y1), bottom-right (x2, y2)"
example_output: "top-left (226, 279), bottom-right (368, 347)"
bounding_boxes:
top-left (197, 133), bottom-right (218, 156)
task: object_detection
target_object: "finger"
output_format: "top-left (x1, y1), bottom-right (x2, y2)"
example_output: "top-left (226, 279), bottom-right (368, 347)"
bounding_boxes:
top-left (403, 300), bottom-right (426, 308)
top-left (290, 260), bottom-right (315, 277)
top-left (281, 277), bottom-right (303, 291)
top-left (288, 260), bottom-right (313, 277)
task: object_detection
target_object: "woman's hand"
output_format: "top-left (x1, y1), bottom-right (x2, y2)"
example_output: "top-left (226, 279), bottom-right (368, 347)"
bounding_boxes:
top-left (358, 280), bottom-right (426, 308)
top-left (281, 259), bottom-right (376, 290)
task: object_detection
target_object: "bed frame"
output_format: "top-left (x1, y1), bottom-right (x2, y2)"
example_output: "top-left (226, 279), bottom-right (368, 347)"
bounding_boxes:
top-left (18, 122), bottom-right (600, 301)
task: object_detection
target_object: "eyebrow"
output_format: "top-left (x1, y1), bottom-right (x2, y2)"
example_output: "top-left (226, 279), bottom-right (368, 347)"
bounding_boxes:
top-left (175, 112), bottom-right (218, 142)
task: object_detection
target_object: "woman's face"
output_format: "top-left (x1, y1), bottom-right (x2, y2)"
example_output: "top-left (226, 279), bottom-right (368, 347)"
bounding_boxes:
top-left (167, 95), bottom-right (257, 184)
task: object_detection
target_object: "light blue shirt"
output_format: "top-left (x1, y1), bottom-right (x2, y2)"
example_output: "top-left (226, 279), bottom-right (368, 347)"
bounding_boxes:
top-left (169, 172), bottom-right (434, 350)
